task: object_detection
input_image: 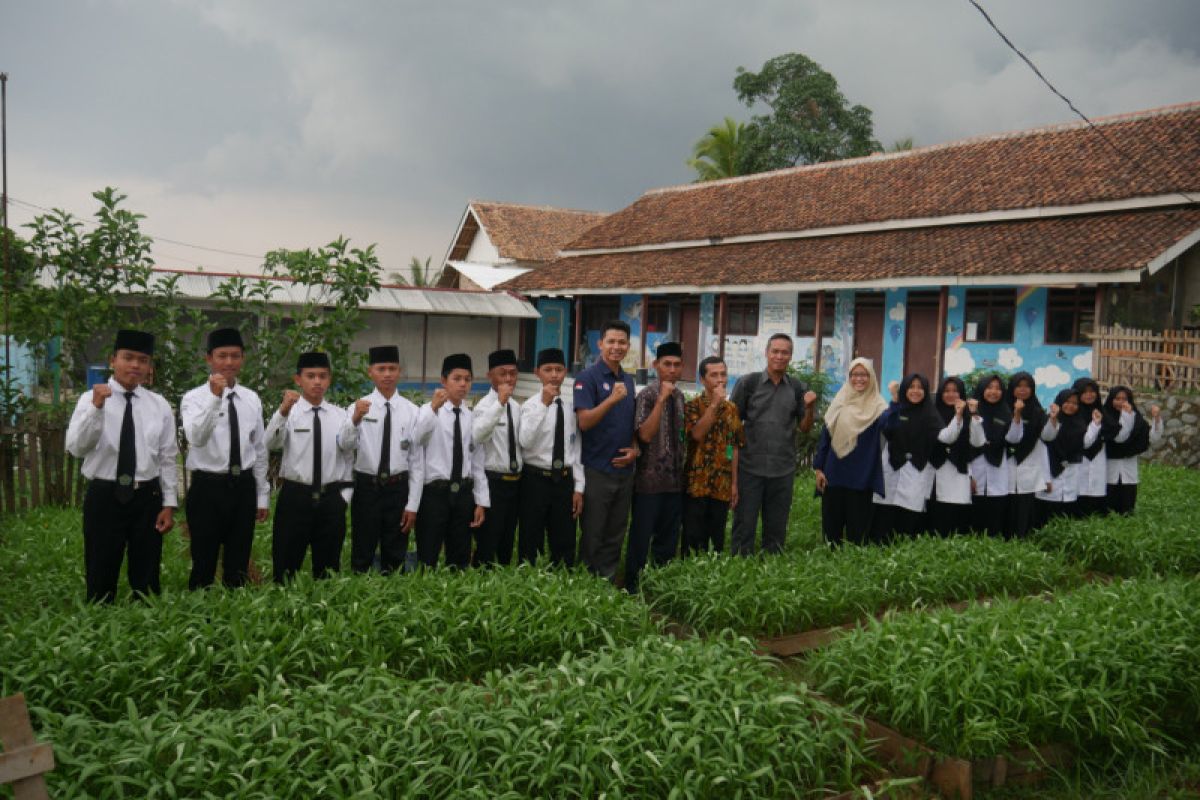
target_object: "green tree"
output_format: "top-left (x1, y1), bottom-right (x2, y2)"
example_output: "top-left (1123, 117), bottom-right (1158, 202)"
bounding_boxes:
top-left (391, 256), bottom-right (440, 287)
top-left (889, 137), bottom-right (915, 152)
top-left (733, 53), bottom-right (881, 172)
top-left (687, 117), bottom-right (756, 182)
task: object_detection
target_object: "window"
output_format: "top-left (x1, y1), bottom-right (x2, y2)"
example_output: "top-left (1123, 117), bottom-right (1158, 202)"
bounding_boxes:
top-left (963, 289), bottom-right (1015, 342)
top-left (719, 294), bottom-right (759, 336)
top-left (645, 300), bottom-right (670, 333)
top-left (583, 297), bottom-right (620, 332)
top-left (1045, 287), bottom-right (1096, 345)
top-left (796, 292), bottom-right (836, 338)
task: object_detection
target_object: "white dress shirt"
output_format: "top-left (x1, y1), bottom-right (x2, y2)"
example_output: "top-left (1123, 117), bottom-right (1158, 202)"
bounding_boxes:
top-left (1105, 412), bottom-right (1163, 485)
top-left (519, 392), bottom-right (586, 493)
top-left (180, 382), bottom-right (270, 509)
top-left (1036, 418), bottom-right (1100, 502)
top-left (1078, 437), bottom-right (1108, 498)
top-left (933, 415), bottom-right (986, 505)
top-left (352, 389), bottom-right (423, 513)
top-left (414, 401), bottom-right (490, 507)
top-left (66, 378), bottom-right (180, 507)
top-left (472, 389), bottom-right (524, 474)
top-left (969, 419), bottom-right (1024, 497)
top-left (1010, 417), bottom-right (1053, 495)
top-left (265, 397), bottom-right (357, 501)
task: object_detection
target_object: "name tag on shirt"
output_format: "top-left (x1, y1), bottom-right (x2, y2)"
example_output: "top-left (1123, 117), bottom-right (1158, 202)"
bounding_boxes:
top-left (295, 428), bottom-right (311, 433)
top-left (363, 417), bottom-right (378, 423)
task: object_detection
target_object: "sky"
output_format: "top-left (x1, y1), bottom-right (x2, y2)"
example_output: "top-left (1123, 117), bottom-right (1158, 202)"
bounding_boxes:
top-left (2, 0), bottom-right (1198, 278)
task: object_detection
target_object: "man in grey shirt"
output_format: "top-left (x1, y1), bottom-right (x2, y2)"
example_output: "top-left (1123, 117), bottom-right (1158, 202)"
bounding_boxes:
top-left (729, 333), bottom-right (817, 555)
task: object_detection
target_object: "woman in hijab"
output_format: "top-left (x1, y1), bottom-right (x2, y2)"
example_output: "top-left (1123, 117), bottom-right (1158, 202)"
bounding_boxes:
top-left (928, 376), bottom-right (986, 536)
top-left (1072, 377), bottom-right (1117, 517)
top-left (873, 373), bottom-right (946, 539)
top-left (968, 373), bottom-right (1021, 536)
top-left (813, 358), bottom-right (888, 546)
top-left (1035, 387), bottom-right (1103, 525)
top-left (1005, 372), bottom-right (1049, 538)
top-left (1103, 385), bottom-right (1163, 514)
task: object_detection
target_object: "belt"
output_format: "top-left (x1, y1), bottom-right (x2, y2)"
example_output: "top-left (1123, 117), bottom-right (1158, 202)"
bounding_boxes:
top-left (355, 471), bottom-right (409, 487)
top-left (485, 470), bottom-right (522, 482)
top-left (282, 478), bottom-right (351, 502)
top-left (90, 476), bottom-right (160, 491)
top-left (426, 477), bottom-right (474, 494)
top-left (523, 464), bottom-right (571, 480)
top-left (192, 469), bottom-right (253, 481)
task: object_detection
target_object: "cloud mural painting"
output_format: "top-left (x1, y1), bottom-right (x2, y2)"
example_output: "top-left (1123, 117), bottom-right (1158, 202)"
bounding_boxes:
top-left (1072, 350), bottom-right (1093, 372)
top-left (998, 347), bottom-right (1024, 370)
top-left (944, 347), bottom-right (976, 376)
top-left (1034, 364), bottom-right (1072, 388)
top-left (888, 302), bottom-right (906, 322)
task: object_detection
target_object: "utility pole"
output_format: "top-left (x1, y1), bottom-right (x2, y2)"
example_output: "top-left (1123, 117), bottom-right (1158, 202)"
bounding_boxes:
top-left (2, 72), bottom-right (11, 416)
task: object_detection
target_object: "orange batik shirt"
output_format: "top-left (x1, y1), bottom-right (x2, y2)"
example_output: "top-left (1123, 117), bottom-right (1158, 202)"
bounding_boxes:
top-left (683, 394), bottom-right (746, 503)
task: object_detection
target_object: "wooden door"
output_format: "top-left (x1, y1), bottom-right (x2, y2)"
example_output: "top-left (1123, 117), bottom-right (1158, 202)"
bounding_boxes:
top-left (903, 291), bottom-right (941, 382)
top-left (854, 294), bottom-right (884, 375)
top-left (680, 303), bottom-right (700, 381)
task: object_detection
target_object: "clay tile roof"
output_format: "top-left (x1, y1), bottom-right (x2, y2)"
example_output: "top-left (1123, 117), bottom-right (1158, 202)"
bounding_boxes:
top-left (470, 201), bottom-right (608, 263)
top-left (503, 208), bottom-right (1200, 292)
top-left (565, 102), bottom-right (1200, 251)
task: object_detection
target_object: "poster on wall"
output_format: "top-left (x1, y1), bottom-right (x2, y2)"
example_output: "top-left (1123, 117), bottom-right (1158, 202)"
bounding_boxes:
top-left (760, 303), bottom-right (793, 333)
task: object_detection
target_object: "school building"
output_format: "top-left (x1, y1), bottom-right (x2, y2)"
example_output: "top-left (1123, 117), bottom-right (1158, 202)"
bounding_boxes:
top-left (497, 102), bottom-right (1200, 406)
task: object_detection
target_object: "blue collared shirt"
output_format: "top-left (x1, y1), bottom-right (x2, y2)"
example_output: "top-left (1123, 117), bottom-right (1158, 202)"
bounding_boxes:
top-left (573, 360), bottom-right (636, 474)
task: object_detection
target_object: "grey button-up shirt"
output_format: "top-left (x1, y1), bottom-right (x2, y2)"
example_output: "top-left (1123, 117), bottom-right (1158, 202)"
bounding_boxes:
top-left (731, 372), bottom-right (802, 478)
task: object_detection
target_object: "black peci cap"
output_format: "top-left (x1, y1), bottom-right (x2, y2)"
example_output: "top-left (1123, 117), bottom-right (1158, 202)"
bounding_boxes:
top-left (113, 329), bottom-right (155, 356)
top-left (296, 352), bottom-right (331, 373)
top-left (441, 353), bottom-right (472, 377)
top-left (206, 328), bottom-right (244, 353)
top-left (368, 345), bottom-right (400, 365)
top-left (536, 348), bottom-right (566, 368)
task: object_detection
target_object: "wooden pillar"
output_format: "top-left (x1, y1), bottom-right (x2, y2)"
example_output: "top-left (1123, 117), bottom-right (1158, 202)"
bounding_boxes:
top-left (496, 316), bottom-right (503, 350)
top-left (573, 296), bottom-right (584, 372)
top-left (813, 290), bottom-right (826, 373)
top-left (1093, 284), bottom-right (1106, 331)
top-left (934, 286), bottom-right (949, 384)
top-left (718, 292), bottom-right (728, 359)
top-left (640, 293), bottom-right (649, 369)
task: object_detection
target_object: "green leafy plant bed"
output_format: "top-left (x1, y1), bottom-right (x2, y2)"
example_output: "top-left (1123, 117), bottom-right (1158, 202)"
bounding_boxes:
top-left (1032, 464), bottom-right (1200, 577)
top-left (805, 577), bottom-right (1200, 766)
top-left (34, 637), bottom-right (878, 799)
top-left (641, 535), bottom-right (1083, 641)
top-left (1, 567), bottom-right (657, 723)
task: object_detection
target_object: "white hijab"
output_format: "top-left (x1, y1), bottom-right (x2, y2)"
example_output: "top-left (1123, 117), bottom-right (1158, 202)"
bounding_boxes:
top-left (824, 357), bottom-right (888, 458)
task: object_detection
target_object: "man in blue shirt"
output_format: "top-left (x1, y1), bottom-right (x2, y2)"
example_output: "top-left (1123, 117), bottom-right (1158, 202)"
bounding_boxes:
top-left (574, 319), bottom-right (639, 581)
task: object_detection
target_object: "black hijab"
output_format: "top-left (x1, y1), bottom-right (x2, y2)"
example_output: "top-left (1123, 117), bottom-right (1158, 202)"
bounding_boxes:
top-left (1005, 371), bottom-right (1047, 464)
top-left (1072, 377), bottom-right (1116, 459)
top-left (1046, 388), bottom-right (1088, 478)
top-left (884, 373), bottom-right (944, 471)
top-left (971, 373), bottom-right (1012, 468)
top-left (1103, 385), bottom-right (1151, 459)
top-left (930, 376), bottom-right (973, 474)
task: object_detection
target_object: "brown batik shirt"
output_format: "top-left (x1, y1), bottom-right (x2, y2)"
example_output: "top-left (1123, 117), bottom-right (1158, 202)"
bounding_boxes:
top-left (683, 394), bottom-right (746, 503)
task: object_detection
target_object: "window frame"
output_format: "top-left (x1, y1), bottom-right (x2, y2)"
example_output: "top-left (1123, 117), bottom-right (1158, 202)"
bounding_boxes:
top-left (1044, 287), bottom-right (1096, 346)
top-left (963, 288), bottom-right (1016, 343)
top-left (796, 292), bottom-right (836, 338)
top-left (720, 294), bottom-right (760, 337)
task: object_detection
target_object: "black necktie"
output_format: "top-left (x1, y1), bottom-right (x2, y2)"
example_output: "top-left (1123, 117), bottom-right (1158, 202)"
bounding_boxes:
top-left (379, 402), bottom-right (392, 477)
top-left (311, 406), bottom-right (323, 496)
top-left (451, 407), bottom-right (463, 482)
top-left (227, 391), bottom-right (242, 475)
top-left (553, 399), bottom-right (565, 470)
top-left (506, 402), bottom-right (518, 473)
top-left (116, 390), bottom-right (136, 503)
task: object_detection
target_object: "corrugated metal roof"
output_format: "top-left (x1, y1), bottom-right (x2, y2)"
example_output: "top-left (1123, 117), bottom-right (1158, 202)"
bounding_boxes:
top-left (38, 268), bottom-right (540, 319)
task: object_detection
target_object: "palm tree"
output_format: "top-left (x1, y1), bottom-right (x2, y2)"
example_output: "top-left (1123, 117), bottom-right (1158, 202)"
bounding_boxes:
top-left (688, 117), bottom-right (751, 181)
top-left (391, 256), bottom-right (441, 287)
top-left (888, 137), bottom-right (915, 152)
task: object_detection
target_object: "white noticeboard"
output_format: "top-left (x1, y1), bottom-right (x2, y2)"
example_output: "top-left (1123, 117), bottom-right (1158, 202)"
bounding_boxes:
top-left (760, 303), bottom-right (793, 334)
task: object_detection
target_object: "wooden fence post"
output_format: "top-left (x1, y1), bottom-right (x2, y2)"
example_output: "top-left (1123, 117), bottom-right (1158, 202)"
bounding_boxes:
top-left (0, 693), bottom-right (55, 799)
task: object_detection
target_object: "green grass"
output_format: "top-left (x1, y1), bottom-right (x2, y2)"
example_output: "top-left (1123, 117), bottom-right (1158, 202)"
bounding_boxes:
top-left (806, 577), bottom-right (1200, 763)
top-left (1032, 463), bottom-right (1200, 577)
top-left (641, 535), bottom-right (1083, 638)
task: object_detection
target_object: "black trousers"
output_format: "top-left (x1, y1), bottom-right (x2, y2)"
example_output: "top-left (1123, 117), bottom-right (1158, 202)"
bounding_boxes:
top-left (929, 499), bottom-right (971, 537)
top-left (350, 473), bottom-right (410, 574)
top-left (1107, 481), bottom-right (1138, 515)
top-left (416, 482), bottom-right (475, 569)
top-left (971, 495), bottom-right (1009, 537)
top-left (731, 470), bottom-right (795, 555)
top-left (1035, 498), bottom-right (1080, 528)
top-left (83, 478), bottom-right (164, 603)
top-left (1007, 493), bottom-right (1038, 538)
top-left (821, 485), bottom-right (875, 546)
top-left (272, 481), bottom-right (347, 582)
top-left (624, 491), bottom-right (682, 593)
top-left (518, 468), bottom-right (576, 566)
top-left (683, 495), bottom-right (729, 555)
top-left (186, 471), bottom-right (257, 589)
top-left (476, 474), bottom-right (521, 566)
top-left (1078, 495), bottom-right (1108, 518)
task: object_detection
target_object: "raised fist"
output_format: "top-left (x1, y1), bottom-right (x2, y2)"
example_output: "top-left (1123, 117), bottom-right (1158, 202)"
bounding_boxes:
top-left (660, 381), bottom-right (676, 399)
top-left (967, 398), bottom-right (979, 415)
top-left (431, 388), bottom-right (449, 411)
top-left (712, 385), bottom-right (727, 404)
top-left (541, 383), bottom-right (561, 406)
top-left (497, 382), bottom-right (514, 405)
top-left (1092, 409), bottom-right (1103, 424)
top-left (1013, 398), bottom-right (1024, 414)
top-left (280, 390), bottom-right (300, 416)
top-left (1048, 403), bottom-right (1060, 420)
top-left (208, 373), bottom-right (228, 397)
top-left (887, 381), bottom-right (900, 401)
top-left (954, 398), bottom-right (966, 416)
top-left (92, 384), bottom-right (112, 409)
top-left (804, 390), bottom-right (818, 407)
top-left (353, 398), bottom-right (371, 423)
top-left (610, 382), bottom-right (628, 403)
